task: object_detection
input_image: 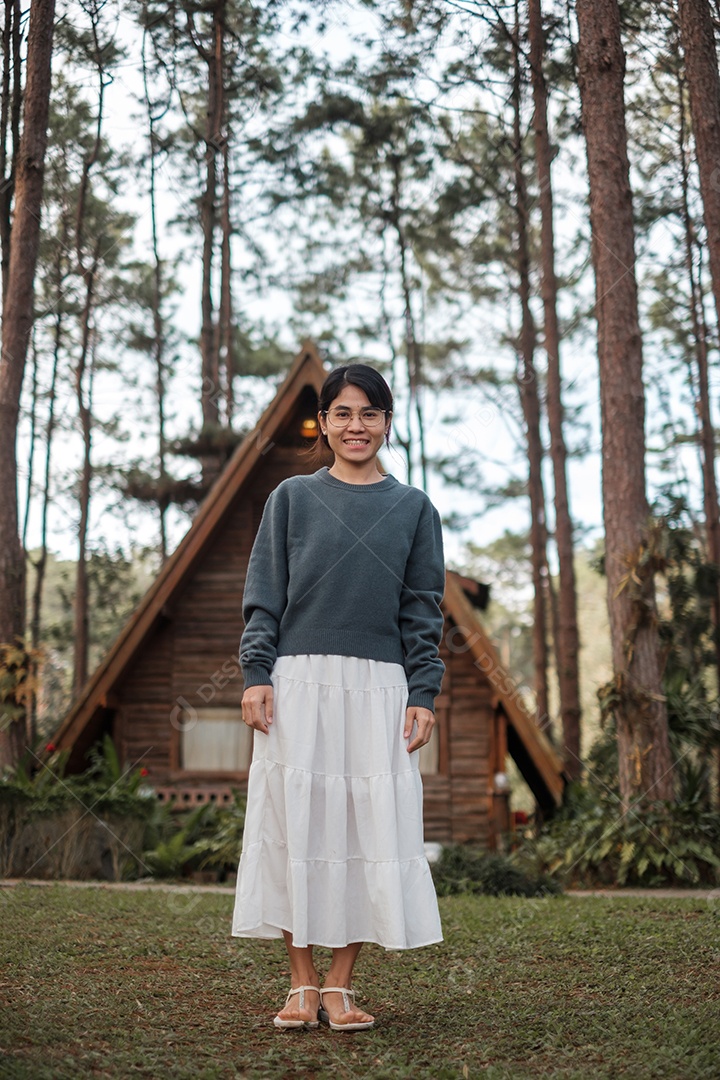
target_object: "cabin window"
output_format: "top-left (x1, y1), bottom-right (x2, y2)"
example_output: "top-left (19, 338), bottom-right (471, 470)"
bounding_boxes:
top-left (418, 726), bottom-right (439, 775)
top-left (180, 707), bottom-right (252, 772)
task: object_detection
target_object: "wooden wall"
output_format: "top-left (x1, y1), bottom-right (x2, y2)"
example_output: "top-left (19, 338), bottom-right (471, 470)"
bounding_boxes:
top-left (422, 623), bottom-right (496, 846)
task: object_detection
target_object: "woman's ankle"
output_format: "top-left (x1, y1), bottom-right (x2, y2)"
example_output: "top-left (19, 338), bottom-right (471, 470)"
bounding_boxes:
top-left (290, 971), bottom-right (320, 989)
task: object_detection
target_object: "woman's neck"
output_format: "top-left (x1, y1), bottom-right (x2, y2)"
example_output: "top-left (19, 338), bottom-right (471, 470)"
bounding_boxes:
top-left (327, 460), bottom-right (385, 485)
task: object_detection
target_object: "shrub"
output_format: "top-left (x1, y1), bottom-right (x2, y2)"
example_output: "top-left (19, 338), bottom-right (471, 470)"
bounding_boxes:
top-left (198, 792), bottom-right (246, 874)
top-left (430, 845), bottom-right (562, 898)
top-left (1, 734), bottom-right (156, 817)
top-left (521, 786), bottom-right (720, 888)
top-left (141, 794), bottom-right (246, 880)
top-left (0, 735), bottom-right (160, 880)
top-left (142, 804), bottom-right (213, 878)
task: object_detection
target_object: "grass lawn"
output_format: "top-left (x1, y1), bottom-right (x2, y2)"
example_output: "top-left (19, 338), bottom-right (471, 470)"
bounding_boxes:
top-left (1, 884), bottom-right (718, 1079)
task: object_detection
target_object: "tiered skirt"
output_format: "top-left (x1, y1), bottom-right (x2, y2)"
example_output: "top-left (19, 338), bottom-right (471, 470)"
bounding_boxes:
top-left (232, 654), bottom-right (442, 950)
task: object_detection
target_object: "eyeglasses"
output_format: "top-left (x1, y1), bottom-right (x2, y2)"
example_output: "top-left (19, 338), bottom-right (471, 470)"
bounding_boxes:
top-left (322, 407), bottom-right (390, 429)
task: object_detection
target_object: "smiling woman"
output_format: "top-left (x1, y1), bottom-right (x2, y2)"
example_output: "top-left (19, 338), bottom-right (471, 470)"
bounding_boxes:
top-left (317, 369), bottom-right (394, 483)
top-left (323, 400), bottom-right (387, 464)
top-left (232, 363), bottom-right (446, 1033)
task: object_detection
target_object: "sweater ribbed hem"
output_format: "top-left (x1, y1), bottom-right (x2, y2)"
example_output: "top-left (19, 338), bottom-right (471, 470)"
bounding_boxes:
top-left (242, 664), bottom-right (274, 689)
top-left (277, 628), bottom-right (405, 667)
top-left (242, 652), bottom-right (439, 710)
top-left (407, 692), bottom-right (437, 712)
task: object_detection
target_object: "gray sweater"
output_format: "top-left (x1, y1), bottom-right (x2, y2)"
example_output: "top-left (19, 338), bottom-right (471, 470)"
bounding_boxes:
top-left (240, 467), bottom-right (446, 710)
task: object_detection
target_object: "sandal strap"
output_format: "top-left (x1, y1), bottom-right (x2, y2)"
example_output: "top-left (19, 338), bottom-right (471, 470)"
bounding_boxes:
top-left (321, 986), bottom-right (355, 1014)
top-left (285, 985), bottom-right (321, 1005)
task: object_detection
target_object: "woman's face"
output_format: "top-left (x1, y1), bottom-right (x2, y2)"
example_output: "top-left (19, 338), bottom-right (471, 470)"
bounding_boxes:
top-left (319, 384), bottom-right (390, 468)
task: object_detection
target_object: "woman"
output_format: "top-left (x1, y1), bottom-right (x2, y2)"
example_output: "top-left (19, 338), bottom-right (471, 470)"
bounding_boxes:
top-left (232, 363), bottom-right (444, 1031)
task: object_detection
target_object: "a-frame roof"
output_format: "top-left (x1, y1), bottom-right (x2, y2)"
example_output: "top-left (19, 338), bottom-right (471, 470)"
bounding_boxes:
top-left (54, 342), bottom-right (328, 756)
top-left (442, 572), bottom-right (565, 811)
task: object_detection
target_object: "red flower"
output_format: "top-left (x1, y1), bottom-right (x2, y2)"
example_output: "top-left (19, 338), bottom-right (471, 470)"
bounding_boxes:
top-left (513, 810), bottom-right (529, 825)
top-left (139, 767), bottom-right (149, 777)
top-left (45, 742), bottom-right (57, 753)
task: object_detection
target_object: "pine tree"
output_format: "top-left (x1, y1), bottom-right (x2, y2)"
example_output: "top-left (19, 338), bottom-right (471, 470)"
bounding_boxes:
top-left (0, 0), bottom-right (22, 304)
top-left (0, 0), bottom-right (56, 768)
top-left (528, 0), bottom-right (582, 775)
top-left (575, 0), bottom-right (674, 807)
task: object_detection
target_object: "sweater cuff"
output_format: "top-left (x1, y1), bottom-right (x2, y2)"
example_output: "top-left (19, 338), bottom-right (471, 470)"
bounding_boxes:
top-left (242, 665), bottom-right (274, 689)
top-left (407, 691), bottom-right (436, 712)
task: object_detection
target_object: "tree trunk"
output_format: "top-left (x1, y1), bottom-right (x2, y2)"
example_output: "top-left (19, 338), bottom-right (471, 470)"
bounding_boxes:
top-left (30, 300), bottom-right (63, 743)
top-left (193, 0), bottom-right (225, 447)
top-left (22, 330), bottom-right (38, 549)
top-left (72, 252), bottom-right (98, 698)
top-left (379, 247), bottom-right (413, 482)
top-left (528, 0), bottom-right (582, 776)
top-left (511, 5), bottom-right (552, 734)
top-left (0, 0), bottom-right (20, 307)
top-left (678, 0), bottom-right (720, 337)
top-left (390, 156), bottom-right (429, 492)
top-left (0, 0), bottom-right (55, 769)
top-left (219, 133), bottom-right (234, 425)
top-left (72, 5), bottom-right (105, 698)
top-left (675, 60), bottom-right (720, 807)
top-left (29, 191), bottom-right (69, 742)
top-left (576, 0), bottom-right (674, 807)
top-left (142, 33), bottom-right (169, 562)
top-left (676, 63), bottom-right (720, 672)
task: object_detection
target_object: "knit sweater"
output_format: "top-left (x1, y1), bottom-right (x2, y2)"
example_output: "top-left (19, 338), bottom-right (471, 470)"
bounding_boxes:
top-left (240, 467), bottom-right (446, 710)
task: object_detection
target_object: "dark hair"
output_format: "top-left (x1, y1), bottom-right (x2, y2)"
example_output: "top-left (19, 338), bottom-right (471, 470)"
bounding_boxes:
top-left (316, 364), bottom-right (394, 452)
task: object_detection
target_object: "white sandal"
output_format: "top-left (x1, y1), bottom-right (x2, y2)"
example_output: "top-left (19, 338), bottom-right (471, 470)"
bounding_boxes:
top-left (318, 986), bottom-right (375, 1031)
top-left (273, 985), bottom-right (321, 1030)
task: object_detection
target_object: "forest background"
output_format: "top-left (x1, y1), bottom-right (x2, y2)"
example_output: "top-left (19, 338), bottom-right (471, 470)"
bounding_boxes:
top-left (1, 0), bottom-right (720, 858)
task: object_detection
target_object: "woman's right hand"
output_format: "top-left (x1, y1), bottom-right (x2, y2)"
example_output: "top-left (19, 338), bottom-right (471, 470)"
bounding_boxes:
top-left (242, 684), bottom-right (274, 734)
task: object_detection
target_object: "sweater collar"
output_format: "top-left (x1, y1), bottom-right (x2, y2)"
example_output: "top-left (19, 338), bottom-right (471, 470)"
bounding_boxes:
top-left (315, 466), bottom-right (396, 492)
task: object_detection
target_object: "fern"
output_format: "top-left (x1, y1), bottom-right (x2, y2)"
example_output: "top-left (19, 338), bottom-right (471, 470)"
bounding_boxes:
top-left (521, 793), bottom-right (720, 888)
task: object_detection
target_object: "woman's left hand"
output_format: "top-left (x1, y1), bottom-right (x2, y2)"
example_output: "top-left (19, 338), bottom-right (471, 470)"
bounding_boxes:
top-left (404, 707), bottom-right (435, 753)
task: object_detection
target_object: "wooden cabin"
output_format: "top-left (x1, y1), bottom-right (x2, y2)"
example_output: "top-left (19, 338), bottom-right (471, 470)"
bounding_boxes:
top-left (54, 344), bottom-right (564, 848)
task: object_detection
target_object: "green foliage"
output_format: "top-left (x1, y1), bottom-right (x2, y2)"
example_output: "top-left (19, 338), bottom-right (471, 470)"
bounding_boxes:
top-left (0, 735), bottom-right (156, 820)
top-left (0, 736), bottom-right (160, 880)
top-left (653, 493), bottom-right (720, 724)
top-left (0, 747), bottom-right (70, 804)
top-left (67, 733), bottom-right (160, 817)
top-left (229, 324), bottom-right (291, 379)
top-left (1, 734), bottom-right (248, 881)
top-left (197, 792), bottom-right (247, 872)
top-left (522, 785), bottom-right (720, 888)
top-left (28, 548), bottom-right (153, 727)
top-left (141, 804), bottom-right (213, 879)
top-left (430, 845), bottom-right (561, 898)
top-left (142, 793), bottom-right (247, 879)
top-left (86, 732), bottom-right (128, 787)
top-left (47, 547), bottom-right (149, 660)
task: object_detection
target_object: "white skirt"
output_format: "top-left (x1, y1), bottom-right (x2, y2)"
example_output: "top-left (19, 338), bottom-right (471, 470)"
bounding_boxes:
top-left (231, 654), bottom-right (443, 950)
